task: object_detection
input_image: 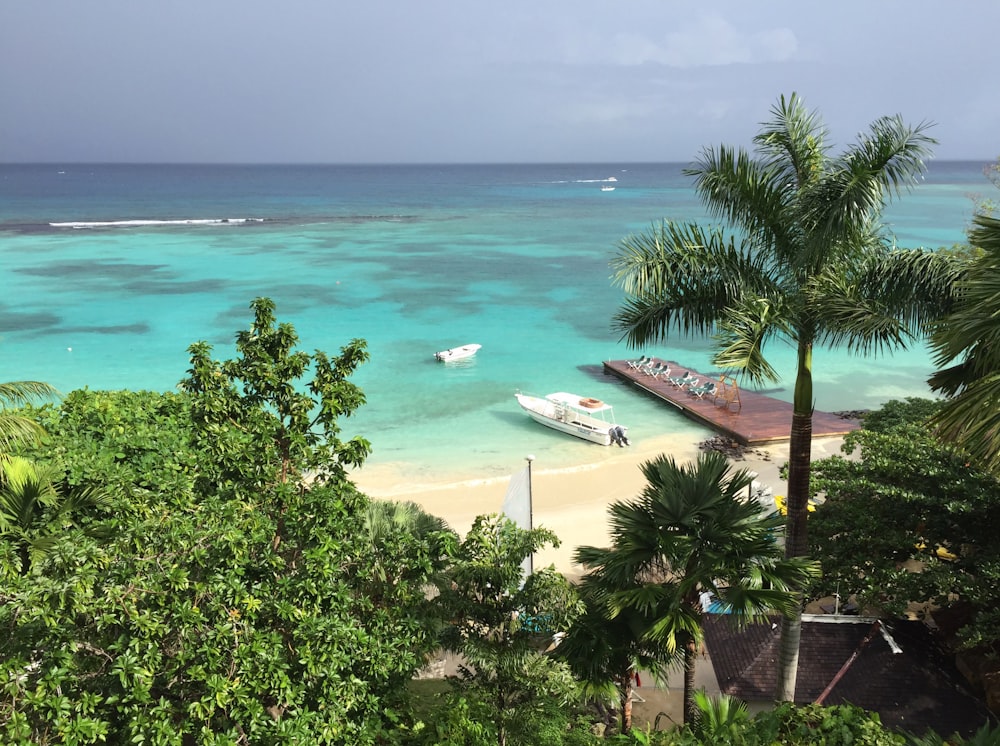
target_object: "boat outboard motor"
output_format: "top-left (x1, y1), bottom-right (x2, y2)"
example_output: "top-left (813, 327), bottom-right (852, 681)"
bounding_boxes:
top-left (611, 426), bottom-right (630, 447)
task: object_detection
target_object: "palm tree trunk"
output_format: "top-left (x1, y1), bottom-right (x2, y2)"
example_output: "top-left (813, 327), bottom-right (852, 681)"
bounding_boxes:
top-left (683, 638), bottom-right (697, 724)
top-left (775, 340), bottom-right (813, 701)
top-left (620, 671), bottom-right (634, 733)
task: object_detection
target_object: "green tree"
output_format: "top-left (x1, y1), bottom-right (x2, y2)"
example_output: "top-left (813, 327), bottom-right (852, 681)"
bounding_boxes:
top-left (809, 398), bottom-right (1000, 649)
top-left (180, 295), bottom-right (371, 493)
top-left (574, 451), bottom-right (817, 725)
top-left (1, 299), bottom-right (440, 744)
top-left (610, 93), bottom-right (961, 700)
top-left (434, 514), bottom-right (583, 746)
top-left (0, 380), bottom-right (58, 453)
top-left (929, 213), bottom-right (1000, 475)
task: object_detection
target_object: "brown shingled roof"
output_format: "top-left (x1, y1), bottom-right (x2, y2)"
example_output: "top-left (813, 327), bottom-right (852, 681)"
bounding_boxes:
top-left (702, 614), bottom-right (996, 738)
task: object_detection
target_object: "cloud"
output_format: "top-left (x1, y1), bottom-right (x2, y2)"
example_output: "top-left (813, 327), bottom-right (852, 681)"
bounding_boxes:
top-left (607, 14), bottom-right (797, 68)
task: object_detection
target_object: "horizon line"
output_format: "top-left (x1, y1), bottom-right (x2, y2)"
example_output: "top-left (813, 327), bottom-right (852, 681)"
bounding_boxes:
top-left (1, 157), bottom-right (995, 168)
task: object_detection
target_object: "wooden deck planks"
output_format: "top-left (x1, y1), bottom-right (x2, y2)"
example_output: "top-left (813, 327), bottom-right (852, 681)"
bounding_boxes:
top-left (603, 359), bottom-right (860, 445)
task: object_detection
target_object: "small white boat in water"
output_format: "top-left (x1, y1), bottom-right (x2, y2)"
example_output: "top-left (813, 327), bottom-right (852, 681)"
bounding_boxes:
top-left (515, 391), bottom-right (630, 446)
top-left (601, 185), bottom-right (616, 192)
top-left (435, 343), bottom-right (481, 362)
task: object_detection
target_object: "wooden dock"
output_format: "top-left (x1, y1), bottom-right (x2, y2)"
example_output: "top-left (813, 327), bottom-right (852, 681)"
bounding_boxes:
top-left (603, 359), bottom-right (860, 445)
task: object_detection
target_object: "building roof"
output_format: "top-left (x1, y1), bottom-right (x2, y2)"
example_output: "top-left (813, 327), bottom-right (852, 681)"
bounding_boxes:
top-left (703, 614), bottom-right (996, 738)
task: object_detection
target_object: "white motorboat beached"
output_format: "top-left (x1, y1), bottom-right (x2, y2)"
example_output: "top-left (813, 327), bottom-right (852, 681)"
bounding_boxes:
top-left (434, 343), bottom-right (481, 362)
top-left (515, 391), bottom-right (630, 446)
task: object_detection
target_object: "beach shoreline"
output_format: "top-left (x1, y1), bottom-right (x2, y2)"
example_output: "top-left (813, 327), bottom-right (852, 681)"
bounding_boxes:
top-left (351, 432), bottom-right (849, 579)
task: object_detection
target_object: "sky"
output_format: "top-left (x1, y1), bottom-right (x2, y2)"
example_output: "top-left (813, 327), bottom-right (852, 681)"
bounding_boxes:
top-left (3, 1), bottom-right (999, 164)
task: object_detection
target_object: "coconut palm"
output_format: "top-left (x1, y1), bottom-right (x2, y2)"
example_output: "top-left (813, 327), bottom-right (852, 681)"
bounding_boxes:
top-left (574, 451), bottom-right (816, 725)
top-left (0, 381), bottom-right (58, 454)
top-left (929, 213), bottom-right (1000, 474)
top-left (0, 455), bottom-right (111, 575)
top-left (610, 93), bottom-right (962, 700)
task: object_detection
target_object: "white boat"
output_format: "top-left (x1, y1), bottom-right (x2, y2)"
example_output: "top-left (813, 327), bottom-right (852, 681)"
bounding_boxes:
top-left (601, 185), bottom-right (616, 192)
top-left (515, 391), bottom-right (630, 446)
top-left (434, 343), bottom-right (481, 362)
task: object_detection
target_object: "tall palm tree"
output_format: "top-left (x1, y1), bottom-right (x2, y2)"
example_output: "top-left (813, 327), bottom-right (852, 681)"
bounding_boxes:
top-left (574, 451), bottom-right (816, 724)
top-left (929, 213), bottom-right (1000, 473)
top-left (0, 381), bottom-right (58, 454)
top-left (610, 93), bottom-right (962, 701)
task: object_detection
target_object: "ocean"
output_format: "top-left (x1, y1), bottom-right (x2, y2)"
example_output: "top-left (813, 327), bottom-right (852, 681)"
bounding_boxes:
top-left (0, 162), bottom-right (987, 488)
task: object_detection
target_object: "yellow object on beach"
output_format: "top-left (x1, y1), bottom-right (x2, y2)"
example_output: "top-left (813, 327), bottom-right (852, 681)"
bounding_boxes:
top-left (915, 541), bottom-right (958, 561)
top-left (773, 494), bottom-right (817, 515)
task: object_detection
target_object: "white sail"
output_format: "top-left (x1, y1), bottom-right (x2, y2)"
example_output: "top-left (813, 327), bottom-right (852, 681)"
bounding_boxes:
top-left (501, 465), bottom-right (532, 531)
top-left (501, 464), bottom-right (533, 578)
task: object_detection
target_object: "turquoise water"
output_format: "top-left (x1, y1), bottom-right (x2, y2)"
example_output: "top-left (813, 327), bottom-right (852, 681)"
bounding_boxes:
top-left (0, 162), bottom-right (987, 483)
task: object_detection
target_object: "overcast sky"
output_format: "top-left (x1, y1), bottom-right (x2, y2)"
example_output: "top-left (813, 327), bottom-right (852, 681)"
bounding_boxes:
top-left (3, 1), bottom-right (998, 164)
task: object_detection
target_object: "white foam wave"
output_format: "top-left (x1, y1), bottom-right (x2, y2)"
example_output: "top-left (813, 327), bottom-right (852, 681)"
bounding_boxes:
top-left (49, 217), bottom-right (266, 229)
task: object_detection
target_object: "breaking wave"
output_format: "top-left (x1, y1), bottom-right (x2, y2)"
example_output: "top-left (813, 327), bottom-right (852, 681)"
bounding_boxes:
top-left (49, 217), bottom-right (268, 229)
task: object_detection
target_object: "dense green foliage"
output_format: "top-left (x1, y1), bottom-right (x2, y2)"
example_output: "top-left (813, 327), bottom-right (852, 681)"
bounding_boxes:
top-left (431, 514), bottom-right (584, 746)
top-left (0, 299), bottom-right (441, 743)
top-left (809, 398), bottom-right (1000, 648)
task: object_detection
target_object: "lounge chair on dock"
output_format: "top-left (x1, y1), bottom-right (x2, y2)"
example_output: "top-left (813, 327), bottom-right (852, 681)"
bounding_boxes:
top-left (688, 381), bottom-right (717, 399)
top-left (668, 372), bottom-right (697, 389)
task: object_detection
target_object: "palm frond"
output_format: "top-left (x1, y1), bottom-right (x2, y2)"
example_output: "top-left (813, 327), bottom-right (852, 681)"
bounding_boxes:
top-left (711, 296), bottom-right (789, 385)
top-left (802, 117), bottom-right (935, 252)
top-left (0, 416), bottom-right (48, 452)
top-left (0, 381), bottom-right (59, 407)
top-left (862, 248), bottom-right (965, 330)
top-left (687, 145), bottom-right (794, 251)
top-left (929, 216), bottom-right (1000, 379)
top-left (0, 456), bottom-right (58, 531)
top-left (929, 374), bottom-right (1000, 474)
top-left (752, 92), bottom-right (829, 187)
top-left (610, 221), bottom-right (774, 347)
top-left (807, 268), bottom-right (910, 355)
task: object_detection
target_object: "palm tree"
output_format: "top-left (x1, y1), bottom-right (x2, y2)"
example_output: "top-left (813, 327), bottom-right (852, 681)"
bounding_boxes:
top-left (553, 577), bottom-right (675, 734)
top-left (929, 213), bottom-right (1000, 473)
top-left (359, 498), bottom-right (455, 602)
top-left (574, 451), bottom-right (816, 724)
top-left (610, 93), bottom-right (961, 700)
top-left (0, 456), bottom-right (111, 574)
top-left (0, 381), bottom-right (58, 454)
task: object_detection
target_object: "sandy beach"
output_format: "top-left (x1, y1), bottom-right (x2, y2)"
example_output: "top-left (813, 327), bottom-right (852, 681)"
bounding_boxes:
top-left (352, 432), bottom-right (849, 578)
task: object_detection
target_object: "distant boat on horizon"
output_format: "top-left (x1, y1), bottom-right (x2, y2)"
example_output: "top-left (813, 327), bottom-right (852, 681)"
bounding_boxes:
top-left (601, 185), bottom-right (615, 192)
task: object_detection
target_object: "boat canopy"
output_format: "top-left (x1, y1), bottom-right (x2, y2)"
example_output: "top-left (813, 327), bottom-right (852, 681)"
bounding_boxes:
top-left (546, 392), bottom-right (614, 413)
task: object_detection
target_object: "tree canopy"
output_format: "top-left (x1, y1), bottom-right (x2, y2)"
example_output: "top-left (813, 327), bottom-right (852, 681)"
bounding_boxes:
top-left (1, 298), bottom-right (440, 744)
top-left (809, 398), bottom-right (1000, 650)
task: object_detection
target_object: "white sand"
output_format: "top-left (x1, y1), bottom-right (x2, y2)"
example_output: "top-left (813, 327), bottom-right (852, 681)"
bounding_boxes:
top-left (351, 434), bottom-right (848, 578)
